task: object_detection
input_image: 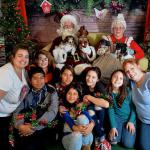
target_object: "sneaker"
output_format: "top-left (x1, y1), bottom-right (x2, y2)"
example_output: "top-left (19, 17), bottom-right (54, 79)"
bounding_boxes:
top-left (99, 139), bottom-right (111, 150)
top-left (94, 145), bottom-right (100, 150)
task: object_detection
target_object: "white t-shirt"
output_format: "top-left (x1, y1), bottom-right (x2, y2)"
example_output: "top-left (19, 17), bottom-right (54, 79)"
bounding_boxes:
top-left (0, 63), bottom-right (28, 117)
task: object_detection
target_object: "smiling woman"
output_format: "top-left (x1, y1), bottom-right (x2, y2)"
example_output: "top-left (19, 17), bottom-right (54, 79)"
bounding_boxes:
top-left (0, 43), bottom-right (29, 149)
top-left (123, 58), bottom-right (150, 150)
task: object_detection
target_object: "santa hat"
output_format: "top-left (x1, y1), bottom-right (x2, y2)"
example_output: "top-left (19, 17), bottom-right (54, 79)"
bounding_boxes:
top-left (111, 13), bottom-right (126, 32)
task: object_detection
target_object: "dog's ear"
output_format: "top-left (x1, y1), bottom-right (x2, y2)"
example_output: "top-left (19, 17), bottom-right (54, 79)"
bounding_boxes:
top-left (77, 26), bottom-right (88, 38)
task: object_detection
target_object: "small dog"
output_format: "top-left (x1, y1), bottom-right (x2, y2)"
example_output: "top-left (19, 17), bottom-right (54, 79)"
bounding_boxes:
top-left (115, 43), bottom-right (134, 61)
top-left (96, 39), bottom-right (111, 56)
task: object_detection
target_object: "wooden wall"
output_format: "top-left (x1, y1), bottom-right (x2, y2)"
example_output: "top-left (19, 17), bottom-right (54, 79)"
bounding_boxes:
top-left (28, 10), bottom-right (146, 47)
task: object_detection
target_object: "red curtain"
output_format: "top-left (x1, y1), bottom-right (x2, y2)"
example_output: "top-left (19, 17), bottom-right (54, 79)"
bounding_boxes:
top-left (17, 0), bottom-right (28, 25)
top-left (144, 0), bottom-right (150, 42)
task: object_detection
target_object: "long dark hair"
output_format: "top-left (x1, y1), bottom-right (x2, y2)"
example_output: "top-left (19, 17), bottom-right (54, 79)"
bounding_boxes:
top-left (108, 69), bottom-right (128, 107)
top-left (82, 67), bottom-right (102, 93)
top-left (34, 50), bottom-right (55, 72)
top-left (60, 65), bottom-right (75, 82)
top-left (63, 82), bottom-right (82, 109)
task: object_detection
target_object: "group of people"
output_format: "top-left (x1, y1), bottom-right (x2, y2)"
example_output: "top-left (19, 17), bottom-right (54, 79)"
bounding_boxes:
top-left (0, 13), bottom-right (149, 150)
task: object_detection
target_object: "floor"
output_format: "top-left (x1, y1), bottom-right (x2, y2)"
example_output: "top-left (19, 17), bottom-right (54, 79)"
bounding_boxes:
top-left (46, 142), bottom-right (136, 150)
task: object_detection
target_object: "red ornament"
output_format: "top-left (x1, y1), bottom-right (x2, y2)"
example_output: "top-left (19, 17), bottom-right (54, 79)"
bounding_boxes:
top-left (40, 0), bottom-right (52, 14)
top-left (16, 114), bottom-right (24, 120)
top-left (31, 113), bottom-right (37, 120)
top-left (17, 27), bottom-right (22, 32)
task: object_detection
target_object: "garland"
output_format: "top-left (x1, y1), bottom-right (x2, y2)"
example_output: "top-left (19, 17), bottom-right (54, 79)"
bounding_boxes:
top-left (74, 103), bottom-right (87, 115)
top-left (9, 109), bottom-right (58, 147)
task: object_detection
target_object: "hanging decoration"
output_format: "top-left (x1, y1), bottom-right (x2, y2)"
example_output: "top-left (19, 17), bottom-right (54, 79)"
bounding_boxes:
top-left (110, 0), bottom-right (125, 15)
top-left (40, 0), bottom-right (52, 14)
top-left (94, 8), bottom-right (108, 20)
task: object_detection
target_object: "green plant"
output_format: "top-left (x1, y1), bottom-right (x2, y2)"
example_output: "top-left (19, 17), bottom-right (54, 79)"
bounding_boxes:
top-left (0, 0), bottom-right (36, 59)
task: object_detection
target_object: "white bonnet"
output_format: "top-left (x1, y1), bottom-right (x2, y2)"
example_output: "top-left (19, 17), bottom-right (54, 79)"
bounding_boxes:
top-left (111, 13), bottom-right (126, 32)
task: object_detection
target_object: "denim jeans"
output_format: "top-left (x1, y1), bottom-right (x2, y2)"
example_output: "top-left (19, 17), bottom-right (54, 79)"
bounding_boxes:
top-left (62, 114), bottom-right (93, 150)
top-left (88, 106), bottom-right (105, 140)
top-left (136, 119), bottom-right (150, 150)
top-left (110, 115), bottom-right (136, 148)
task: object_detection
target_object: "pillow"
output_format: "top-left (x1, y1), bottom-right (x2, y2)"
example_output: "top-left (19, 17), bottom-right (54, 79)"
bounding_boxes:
top-left (87, 32), bottom-right (108, 47)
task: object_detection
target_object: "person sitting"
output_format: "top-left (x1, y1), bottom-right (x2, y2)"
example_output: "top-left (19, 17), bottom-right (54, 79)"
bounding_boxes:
top-left (32, 50), bottom-right (60, 85)
top-left (13, 67), bottom-right (58, 150)
top-left (61, 83), bottom-right (94, 150)
top-left (93, 13), bottom-right (146, 84)
top-left (0, 43), bottom-right (29, 149)
top-left (49, 14), bottom-right (79, 53)
top-left (123, 58), bottom-right (150, 150)
top-left (102, 13), bottom-right (144, 60)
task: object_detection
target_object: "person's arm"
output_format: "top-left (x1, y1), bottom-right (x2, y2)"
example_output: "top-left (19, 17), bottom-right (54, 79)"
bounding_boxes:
top-left (128, 90), bottom-right (136, 123)
top-left (130, 40), bottom-right (144, 59)
top-left (83, 95), bottom-right (109, 108)
top-left (63, 112), bottom-right (75, 129)
top-left (0, 90), bottom-right (7, 101)
top-left (108, 96), bottom-right (117, 129)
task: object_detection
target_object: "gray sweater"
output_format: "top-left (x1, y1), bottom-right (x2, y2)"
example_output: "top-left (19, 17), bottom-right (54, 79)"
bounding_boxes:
top-left (13, 84), bottom-right (58, 131)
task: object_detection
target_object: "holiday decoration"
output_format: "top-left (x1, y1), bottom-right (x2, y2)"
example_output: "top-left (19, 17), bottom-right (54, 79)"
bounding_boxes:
top-left (17, 0), bottom-right (28, 24)
top-left (110, 0), bottom-right (125, 15)
top-left (0, 0), bottom-right (37, 59)
top-left (40, 0), bottom-right (52, 14)
top-left (0, 36), bottom-right (6, 66)
top-left (94, 8), bottom-right (108, 20)
top-left (74, 103), bottom-right (87, 115)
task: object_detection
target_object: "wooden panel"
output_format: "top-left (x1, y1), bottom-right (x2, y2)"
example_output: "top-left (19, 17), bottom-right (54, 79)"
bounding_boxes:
top-left (29, 10), bottom-right (146, 47)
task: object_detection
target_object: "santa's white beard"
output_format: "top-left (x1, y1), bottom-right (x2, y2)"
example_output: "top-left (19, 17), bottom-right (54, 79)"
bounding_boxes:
top-left (57, 28), bottom-right (76, 39)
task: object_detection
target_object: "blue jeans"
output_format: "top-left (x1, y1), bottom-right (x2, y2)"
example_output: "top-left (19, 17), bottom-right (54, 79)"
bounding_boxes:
top-left (110, 115), bottom-right (136, 148)
top-left (88, 106), bottom-right (105, 140)
top-left (136, 119), bottom-right (150, 150)
top-left (62, 114), bottom-right (93, 150)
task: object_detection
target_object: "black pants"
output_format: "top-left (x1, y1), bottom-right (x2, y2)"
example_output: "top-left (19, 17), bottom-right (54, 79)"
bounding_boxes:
top-left (14, 127), bottom-right (57, 150)
top-left (0, 116), bottom-right (12, 150)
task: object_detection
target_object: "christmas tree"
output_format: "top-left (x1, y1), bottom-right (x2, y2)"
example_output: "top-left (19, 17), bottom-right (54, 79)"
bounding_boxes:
top-left (0, 0), bottom-right (35, 58)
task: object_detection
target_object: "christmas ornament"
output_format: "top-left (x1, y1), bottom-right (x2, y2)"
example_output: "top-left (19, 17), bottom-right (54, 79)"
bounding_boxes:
top-left (110, 0), bottom-right (125, 15)
top-left (40, 0), bottom-right (52, 14)
top-left (94, 8), bottom-right (108, 20)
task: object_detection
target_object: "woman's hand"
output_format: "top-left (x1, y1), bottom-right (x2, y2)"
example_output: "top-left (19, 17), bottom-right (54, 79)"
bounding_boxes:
top-left (18, 123), bottom-right (34, 137)
top-left (83, 95), bottom-right (92, 104)
top-left (72, 124), bottom-right (86, 133)
top-left (126, 122), bottom-right (135, 134)
top-left (59, 105), bottom-right (68, 114)
top-left (82, 121), bottom-right (95, 136)
top-left (109, 128), bottom-right (118, 140)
